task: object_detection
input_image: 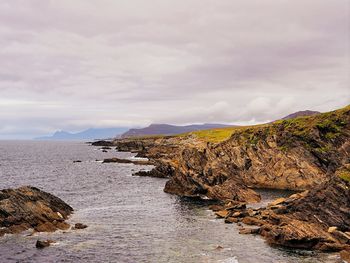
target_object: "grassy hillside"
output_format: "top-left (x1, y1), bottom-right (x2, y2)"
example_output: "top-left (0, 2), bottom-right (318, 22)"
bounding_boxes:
top-left (187, 105), bottom-right (350, 144)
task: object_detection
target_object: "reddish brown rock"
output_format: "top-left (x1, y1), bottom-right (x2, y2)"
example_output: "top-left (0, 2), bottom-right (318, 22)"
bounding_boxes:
top-left (239, 227), bottom-right (260, 235)
top-left (241, 217), bottom-right (265, 226)
top-left (225, 217), bottom-right (239, 224)
top-left (340, 250), bottom-right (350, 262)
top-left (215, 210), bottom-right (229, 218)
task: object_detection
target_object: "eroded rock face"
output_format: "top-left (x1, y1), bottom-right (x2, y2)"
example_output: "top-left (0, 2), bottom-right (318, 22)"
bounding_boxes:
top-left (136, 106), bottom-right (349, 202)
top-left (211, 176), bottom-right (350, 252)
top-left (106, 106), bottom-right (350, 254)
top-left (110, 107), bottom-right (349, 202)
top-left (0, 186), bottom-right (73, 236)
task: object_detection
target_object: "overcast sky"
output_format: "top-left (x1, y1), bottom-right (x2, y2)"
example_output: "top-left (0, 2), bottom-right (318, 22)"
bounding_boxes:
top-left (0, 0), bottom-right (349, 139)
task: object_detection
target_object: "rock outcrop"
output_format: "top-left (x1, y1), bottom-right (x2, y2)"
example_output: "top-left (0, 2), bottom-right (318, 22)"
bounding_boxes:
top-left (102, 157), bottom-right (152, 165)
top-left (0, 186), bottom-right (73, 236)
top-left (111, 105), bottom-right (349, 203)
top-left (211, 175), bottom-right (350, 252)
top-left (91, 140), bottom-right (114, 146)
top-left (36, 239), bottom-right (55, 249)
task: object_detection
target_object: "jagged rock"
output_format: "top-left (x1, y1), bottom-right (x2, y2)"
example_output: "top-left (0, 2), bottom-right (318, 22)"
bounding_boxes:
top-left (328, 226), bottom-right (338, 233)
top-left (133, 164), bottom-right (173, 178)
top-left (241, 217), bottom-right (265, 226)
top-left (36, 239), bottom-right (55, 249)
top-left (209, 204), bottom-right (225, 212)
top-left (331, 230), bottom-right (350, 244)
top-left (215, 210), bottom-right (229, 218)
top-left (91, 140), bottom-right (113, 146)
top-left (248, 176), bottom-right (349, 251)
top-left (226, 203), bottom-right (246, 210)
top-left (231, 211), bottom-right (242, 218)
top-left (340, 250), bottom-right (350, 262)
top-left (263, 219), bottom-right (335, 250)
top-left (103, 158), bottom-right (151, 165)
top-left (268, 198), bottom-right (286, 207)
top-left (73, 223), bottom-right (88, 230)
top-left (214, 245), bottom-right (224, 250)
top-left (0, 186), bottom-right (73, 236)
top-left (225, 217), bottom-right (239, 224)
top-left (239, 227), bottom-right (260, 235)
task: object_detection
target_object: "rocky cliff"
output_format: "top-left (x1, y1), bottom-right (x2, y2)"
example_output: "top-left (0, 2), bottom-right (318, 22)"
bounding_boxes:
top-left (112, 105), bottom-right (349, 202)
top-left (108, 105), bottom-right (350, 253)
top-left (211, 173), bottom-right (350, 252)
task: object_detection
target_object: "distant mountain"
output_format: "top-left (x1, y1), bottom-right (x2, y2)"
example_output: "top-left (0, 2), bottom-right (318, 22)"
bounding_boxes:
top-left (35, 127), bottom-right (129, 140)
top-left (121, 123), bottom-right (234, 138)
top-left (281, 110), bottom-right (320, 120)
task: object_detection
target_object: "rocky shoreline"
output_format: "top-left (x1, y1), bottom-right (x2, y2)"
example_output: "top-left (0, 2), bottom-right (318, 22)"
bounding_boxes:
top-left (212, 176), bottom-right (350, 252)
top-left (94, 105), bottom-right (350, 259)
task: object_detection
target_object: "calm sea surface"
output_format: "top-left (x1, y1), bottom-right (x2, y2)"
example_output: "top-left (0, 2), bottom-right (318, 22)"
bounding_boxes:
top-left (0, 141), bottom-right (341, 263)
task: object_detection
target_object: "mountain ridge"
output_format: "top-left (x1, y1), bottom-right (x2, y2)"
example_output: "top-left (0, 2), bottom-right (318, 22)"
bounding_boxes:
top-left (281, 110), bottom-right (320, 120)
top-left (35, 127), bottom-right (129, 140)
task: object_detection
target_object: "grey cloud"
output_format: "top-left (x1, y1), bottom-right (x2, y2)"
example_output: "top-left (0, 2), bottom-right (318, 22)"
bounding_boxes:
top-left (0, 0), bottom-right (349, 139)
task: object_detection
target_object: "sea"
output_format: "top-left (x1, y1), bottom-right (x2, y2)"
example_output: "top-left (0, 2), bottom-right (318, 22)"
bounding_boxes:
top-left (0, 141), bottom-right (342, 263)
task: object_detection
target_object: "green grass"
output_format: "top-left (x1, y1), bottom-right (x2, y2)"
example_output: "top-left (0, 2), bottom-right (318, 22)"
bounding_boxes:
top-left (188, 127), bottom-right (238, 143)
top-left (182, 104), bottom-right (350, 145)
top-left (337, 169), bottom-right (350, 182)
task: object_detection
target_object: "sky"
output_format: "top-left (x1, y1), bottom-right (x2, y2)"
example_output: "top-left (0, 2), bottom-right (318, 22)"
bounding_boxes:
top-left (0, 0), bottom-right (349, 139)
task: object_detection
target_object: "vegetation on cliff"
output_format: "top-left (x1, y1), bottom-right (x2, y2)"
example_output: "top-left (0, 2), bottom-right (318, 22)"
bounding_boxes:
top-left (189, 105), bottom-right (349, 145)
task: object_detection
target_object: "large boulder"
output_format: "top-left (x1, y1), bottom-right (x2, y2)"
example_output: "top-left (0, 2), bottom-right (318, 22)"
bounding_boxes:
top-left (0, 186), bottom-right (73, 236)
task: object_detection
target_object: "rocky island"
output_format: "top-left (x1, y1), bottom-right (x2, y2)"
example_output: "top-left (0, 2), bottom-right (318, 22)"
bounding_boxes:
top-left (96, 105), bottom-right (350, 259)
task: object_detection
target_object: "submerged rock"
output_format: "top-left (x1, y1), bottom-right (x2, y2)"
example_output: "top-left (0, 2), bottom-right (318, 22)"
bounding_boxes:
top-left (101, 146), bottom-right (112, 150)
top-left (239, 227), bottom-right (260, 235)
top-left (224, 217), bottom-right (239, 224)
top-left (214, 245), bottom-right (224, 250)
top-left (103, 157), bottom-right (152, 165)
top-left (36, 239), bottom-right (55, 249)
top-left (73, 223), bottom-right (88, 230)
top-left (132, 165), bottom-right (173, 178)
top-left (0, 186), bottom-right (73, 236)
top-left (91, 140), bottom-right (113, 146)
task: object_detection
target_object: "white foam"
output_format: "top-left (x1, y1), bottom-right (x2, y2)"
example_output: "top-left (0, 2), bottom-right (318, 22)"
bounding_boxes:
top-left (218, 257), bottom-right (239, 263)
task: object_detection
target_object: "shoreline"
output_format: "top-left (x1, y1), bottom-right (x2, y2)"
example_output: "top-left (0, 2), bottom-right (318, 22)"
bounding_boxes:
top-left (92, 106), bottom-right (350, 257)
